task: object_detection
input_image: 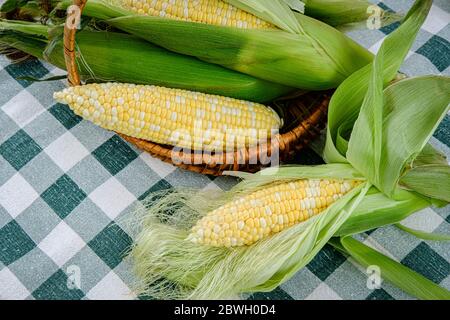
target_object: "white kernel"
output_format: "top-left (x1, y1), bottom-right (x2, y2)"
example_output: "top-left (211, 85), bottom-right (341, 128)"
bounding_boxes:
top-left (265, 206), bottom-right (272, 215)
top-left (82, 109), bottom-right (90, 117)
top-left (278, 215), bottom-right (284, 225)
top-left (310, 198), bottom-right (316, 209)
top-left (117, 97), bottom-right (124, 105)
top-left (213, 224), bottom-right (221, 234)
top-left (196, 229), bottom-right (204, 238)
top-left (140, 112), bottom-right (145, 120)
top-left (260, 218), bottom-right (267, 228)
top-left (171, 112), bottom-right (177, 121)
top-left (344, 182), bottom-right (351, 191)
top-left (230, 238), bottom-right (237, 246)
top-left (300, 200), bottom-right (305, 210)
top-left (111, 107), bottom-right (118, 115)
top-left (237, 221), bottom-right (245, 230)
top-left (90, 90), bottom-right (98, 99)
top-left (76, 96), bottom-right (84, 105)
top-left (306, 188), bottom-right (312, 197)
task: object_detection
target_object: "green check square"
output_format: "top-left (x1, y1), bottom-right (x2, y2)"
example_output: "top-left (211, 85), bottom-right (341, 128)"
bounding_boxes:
top-left (0, 220), bottom-right (36, 265)
top-left (0, 130), bottom-right (42, 170)
top-left (306, 244), bottom-right (347, 281)
top-left (48, 103), bottom-right (82, 130)
top-left (32, 269), bottom-right (84, 300)
top-left (88, 223), bottom-right (132, 269)
top-left (417, 35), bottom-right (450, 72)
top-left (366, 289), bottom-right (394, 300)
top-left (41, 175), bottom-right (87, 219)
top-left (248, 287), bottom-right (294, 300)
top-left (92, 136), bottom-right (138, 175)
top-left (402, 242), bottom-right (450, 284)
top-left (4, 59), bottom-right (49, 88)
top-left (433, 114), bottom-right (450, 148)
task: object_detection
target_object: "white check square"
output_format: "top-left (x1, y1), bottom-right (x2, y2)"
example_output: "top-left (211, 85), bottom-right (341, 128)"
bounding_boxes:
top-left (422, 5), bottom-right (450, 34)
top-left (38, 221), bottom-right (86, 267)
top-left (89, 177), bottom-right (136, 220)
top-left (86, 271), bottom-right (135, 300)
top-left (0, 268), bottom-right (30, 300)
top-left (0, 173), bottom-right (38, 218)
top-left (1, 90), bottom-right (45, 128)
top-left (45, 131), bottom-right (89, 172)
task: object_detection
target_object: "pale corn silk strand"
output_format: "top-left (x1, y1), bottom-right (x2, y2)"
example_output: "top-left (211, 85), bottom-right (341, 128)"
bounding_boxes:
top-left (53, 83), bottom-right (281, 152)
top-left (126, 178), bottom-right (361, 299)
top-left (114, 0), bottom-right (277, 29)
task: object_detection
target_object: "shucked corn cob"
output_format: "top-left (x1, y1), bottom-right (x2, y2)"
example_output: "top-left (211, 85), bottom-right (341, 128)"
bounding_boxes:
top-left (53, 83), bottom-right (281, 151)
top-left (118, 0), bottom-right (275, 29)
top-left (188, 179), bottom-right (360, 247)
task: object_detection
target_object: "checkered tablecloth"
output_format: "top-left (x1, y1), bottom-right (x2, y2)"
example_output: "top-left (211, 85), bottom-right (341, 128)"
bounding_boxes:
top-left (0, 0), bottom-right (449, 300)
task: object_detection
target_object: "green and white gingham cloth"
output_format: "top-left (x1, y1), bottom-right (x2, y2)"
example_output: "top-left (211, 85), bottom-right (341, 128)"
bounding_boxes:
top-left (0, 0), bottom-right (449, 300)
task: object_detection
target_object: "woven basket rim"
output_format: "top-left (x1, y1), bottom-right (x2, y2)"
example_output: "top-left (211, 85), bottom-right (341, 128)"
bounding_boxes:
top-left (63, 0), bottom-right (329, 175)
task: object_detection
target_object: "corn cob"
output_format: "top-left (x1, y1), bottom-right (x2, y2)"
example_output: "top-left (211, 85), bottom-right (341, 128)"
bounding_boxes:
top-left (118, 0), bottom-right (275, 29)
top-left (188, 179), bottom-right (360, 247)
top-left (53, 83), bottom-right (281, 151)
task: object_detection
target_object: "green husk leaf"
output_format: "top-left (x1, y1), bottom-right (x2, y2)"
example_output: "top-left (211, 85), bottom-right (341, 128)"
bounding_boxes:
top-left (0, 19), bottom-right (49, 39)
top-left (335, 188), bottom-right (430, 236)
top-left (396, 224), bottom-right (450, 242)
top-left (303, 0), bottom-right (371, 26)
top-left (347, 76), bottom-right (450, 198)
top-left (400, 165), bottom-right (450, 202)
top-left (223, 0), bottom-right (304, 33)
top-left (252, 182), bottom-right (370, 291)
top-left (412, 144), bottom-right (448, 167)
top-left (106, 12), bottom-right (372, 90)
top-left (227, 163), bottom-right (365, 192)
top-left (1, 0), bottom-right (26, 13)
top-left (323, 0), bottom-right (432, 163)
top-left (341, 237), bottom-right (450, 300)
top-left (282, 0), bottom-right (305, 13)
top-left (302, 0), bottom-right (402, 28)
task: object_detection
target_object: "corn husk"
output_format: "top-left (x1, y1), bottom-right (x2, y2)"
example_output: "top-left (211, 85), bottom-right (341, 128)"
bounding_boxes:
top-left (127, 0), bottom-right (450, 300)
top-left (302, 0), bottom-right (401, 28)
top-left (0, 21), bottom-right (293, 102)
top-left (62, 0), bottom-right (374, 90)
top-left (337, 237), bottom-right (450, 300)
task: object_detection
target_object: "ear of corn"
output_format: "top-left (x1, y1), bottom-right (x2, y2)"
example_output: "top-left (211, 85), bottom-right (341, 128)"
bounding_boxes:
top-left (303, 0), bottom-right (388, 27)
top-left (58, 0), bottom-right (373, 90)
top-left (0, 21), bottom-right (293, 102)
top-left (189, 179), bottom-right (359, 247)
top-left (53, 83), bottom-right (281, 151)
top-left (117, 0), bottom-right (276, 29)
top-left (105, 10), bottom-right (374, 90)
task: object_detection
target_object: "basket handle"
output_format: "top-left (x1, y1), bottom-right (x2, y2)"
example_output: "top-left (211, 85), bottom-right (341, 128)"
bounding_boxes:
top-left (64, 0), bottom-right (87, 86)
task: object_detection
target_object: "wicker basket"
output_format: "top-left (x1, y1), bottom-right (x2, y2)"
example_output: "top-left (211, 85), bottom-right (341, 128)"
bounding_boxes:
top-left (63, 0), bottom-right (329, 175)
